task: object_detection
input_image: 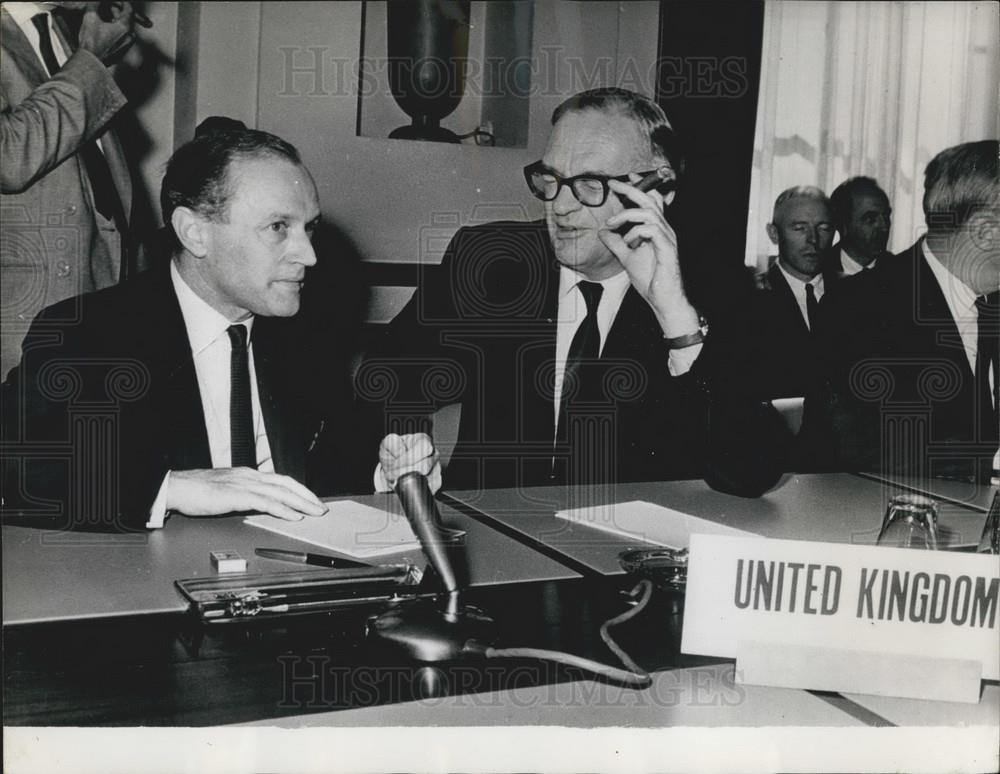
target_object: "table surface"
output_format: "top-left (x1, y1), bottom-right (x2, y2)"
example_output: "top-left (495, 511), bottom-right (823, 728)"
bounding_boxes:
top-left (3, 475), bottom-right (997, 733)
top-left (1, 494), bottom-right (579, 625)
top-left (443, 473), bottom-right (991, 576)
top-left (855, 472), bottom-right (997, 513)
top-left (844, 685), bottom-right (1000, 728)
top-left (235, 664), bottom-right (865, 728)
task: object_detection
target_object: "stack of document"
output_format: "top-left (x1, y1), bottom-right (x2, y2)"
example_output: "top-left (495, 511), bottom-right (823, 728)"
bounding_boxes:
top-left (245, 499), bottom-right (420, 558)
top-left (555, 500), bottom-right (753, 548)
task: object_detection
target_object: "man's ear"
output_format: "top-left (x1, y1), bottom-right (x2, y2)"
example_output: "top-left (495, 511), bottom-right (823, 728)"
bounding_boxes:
top-left (171, 207), bottom-right (210, 258)
top-left (766, 223), bottom-right (779, 246)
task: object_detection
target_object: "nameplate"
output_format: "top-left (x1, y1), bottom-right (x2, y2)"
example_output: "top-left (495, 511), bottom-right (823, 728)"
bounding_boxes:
top-left (681, 534), bottom-right (1000, 701)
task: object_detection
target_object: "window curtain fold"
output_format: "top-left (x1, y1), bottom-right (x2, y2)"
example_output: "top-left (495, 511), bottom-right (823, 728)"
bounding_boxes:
top-left (746, 1), bottom-right (999, 269)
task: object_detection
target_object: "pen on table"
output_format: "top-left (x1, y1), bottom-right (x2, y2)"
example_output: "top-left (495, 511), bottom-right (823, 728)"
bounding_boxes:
top-left (254, 547), bottom-right (371, 569)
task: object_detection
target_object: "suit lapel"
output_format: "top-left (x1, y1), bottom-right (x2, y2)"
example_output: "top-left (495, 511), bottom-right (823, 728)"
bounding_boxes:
top-left (252, 318), bottom-right (308, 480)
top-left (0, 9), bottom-right (49, 84)
top-left (146, 265), bottom-right (212, 471)
top-left (768, 263), bottom-right (810, 336)
top-left (602, 286), bottom-right (654, 357)
top-left (520, 233), bottom-right (562, 441)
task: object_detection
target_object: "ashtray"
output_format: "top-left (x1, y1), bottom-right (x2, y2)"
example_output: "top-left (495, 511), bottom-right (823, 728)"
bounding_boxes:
top-left (618, 547), bottom-right (689, 589)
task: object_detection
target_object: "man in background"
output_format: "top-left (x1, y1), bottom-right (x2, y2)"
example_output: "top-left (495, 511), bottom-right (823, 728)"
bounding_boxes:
top-left (826, 176), bottom-right (892, 275)
top-left (360, 87), bottom-right (784, 497)
top-left (747, 187), bottom-right (836, 399)
top-left (3, 127), bottom-right (435, 531)
top-left (1, 1), bottom-right (145, 380)
top-left (803, 140), bottom-right (999, 484)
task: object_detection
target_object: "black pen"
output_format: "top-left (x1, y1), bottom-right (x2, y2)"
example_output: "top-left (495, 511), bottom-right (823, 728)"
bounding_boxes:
top-left (255, 547), bottom-right (371, 569)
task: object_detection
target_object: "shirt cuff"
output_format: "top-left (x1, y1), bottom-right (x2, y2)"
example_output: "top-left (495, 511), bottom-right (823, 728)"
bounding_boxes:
top-left (667, 342), bottom-right (703, 376)
top-left (373, 463), bottom-right (392, 493)
top-left (144, 472), bottom-right (172, 529)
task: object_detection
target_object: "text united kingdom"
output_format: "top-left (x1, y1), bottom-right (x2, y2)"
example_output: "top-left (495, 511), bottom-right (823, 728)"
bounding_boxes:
top-left (733, 559), bottom-right (998, 628)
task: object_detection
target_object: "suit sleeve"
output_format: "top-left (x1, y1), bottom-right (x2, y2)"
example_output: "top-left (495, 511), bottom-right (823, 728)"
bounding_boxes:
top-left (1, 48), bottom-right (126, 193)
top-left (691, 306), bottom-right (791, 497)
top-left (1, 305), bottom-right (158, 532)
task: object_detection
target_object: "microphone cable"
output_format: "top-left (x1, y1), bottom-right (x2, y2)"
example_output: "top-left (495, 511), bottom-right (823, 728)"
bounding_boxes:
top-left (468, 580), bottom-right (654, 688)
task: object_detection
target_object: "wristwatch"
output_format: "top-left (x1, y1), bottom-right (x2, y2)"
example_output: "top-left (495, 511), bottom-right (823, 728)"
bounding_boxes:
top-left (664, 316), bottom-right (709, 349)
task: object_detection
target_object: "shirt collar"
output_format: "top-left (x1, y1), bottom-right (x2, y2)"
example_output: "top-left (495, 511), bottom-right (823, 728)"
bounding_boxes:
top-left (921, 239), bottom-right (978, 311)
top-left (557, 265), bottom-right (632, 302)
top-left (170, 260), bottom-right (254, 356)
top-left (840, 248), bottom-right (876, 275)
top-left (776, 259), bottom-right (824, 294)
top-left (4, 2), bottom-right (49, 28)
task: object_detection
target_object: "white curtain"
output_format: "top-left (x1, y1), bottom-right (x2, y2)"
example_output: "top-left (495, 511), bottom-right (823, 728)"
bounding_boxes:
top-left (745, 1), bottom-right (1000, 269)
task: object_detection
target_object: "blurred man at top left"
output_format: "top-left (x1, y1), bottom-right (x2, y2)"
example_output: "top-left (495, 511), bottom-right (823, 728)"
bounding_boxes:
top-left (1, 1), bottom-right (147, 380)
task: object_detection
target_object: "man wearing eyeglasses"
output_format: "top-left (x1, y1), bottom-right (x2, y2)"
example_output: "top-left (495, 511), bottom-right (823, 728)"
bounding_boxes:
top-left (362, 87), bottom-right (784, 496)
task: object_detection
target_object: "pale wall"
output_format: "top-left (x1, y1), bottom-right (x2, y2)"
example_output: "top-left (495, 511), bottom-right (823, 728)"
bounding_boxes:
top-left (130, 1), bottom-right (660, 317)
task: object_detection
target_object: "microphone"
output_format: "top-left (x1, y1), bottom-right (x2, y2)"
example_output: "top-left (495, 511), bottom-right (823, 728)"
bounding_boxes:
top-left (367, 473), bottom-right (654, 693)
top-left (365, 472), bottom-right (496, 666)
top-left (394, 472), bottom-right (459, 608)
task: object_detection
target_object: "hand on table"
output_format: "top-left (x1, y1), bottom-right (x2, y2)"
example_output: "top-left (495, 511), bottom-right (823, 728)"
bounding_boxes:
top-left (379, 433), bottom-right (442, 494)
top-left (166, 468), bottom-right (328, 521)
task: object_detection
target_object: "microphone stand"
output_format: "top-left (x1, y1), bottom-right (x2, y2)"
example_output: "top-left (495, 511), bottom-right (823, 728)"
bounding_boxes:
top-left (366, 472), bottom-right (652, 695)
top-left (366, 473), bottom-right (496, 664)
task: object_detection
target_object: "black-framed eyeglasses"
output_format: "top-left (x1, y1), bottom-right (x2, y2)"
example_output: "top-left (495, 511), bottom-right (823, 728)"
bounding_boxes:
top-left (523, 161), bottom-right (659, 207)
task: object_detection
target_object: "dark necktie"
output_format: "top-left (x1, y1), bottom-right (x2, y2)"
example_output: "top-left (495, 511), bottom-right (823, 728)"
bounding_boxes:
top-left (228, 325), bottom-right (257, 469)
top-left (31, 13), bottom-right (126, 229)
top-left (805, 282), bottom-right (818, 331)
top-left (556, 281), bottom-right (604, 443)
top-left (975, 292), bottom-right (999, 434)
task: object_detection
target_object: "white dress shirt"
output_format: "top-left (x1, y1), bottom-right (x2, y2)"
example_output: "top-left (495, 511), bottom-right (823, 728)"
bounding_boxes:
top-left (4, 3), bottom-right (69, 64)
top-left (553, 266), bottom-right (701, 431)
top-left (839, 248), bottom-right (876, 276)
top-left (776, 260), bottom-right (824, 330)
top-left (922, 240), bottom-right (985, 377)
top-left (146, 262), bottom-right (273, 528)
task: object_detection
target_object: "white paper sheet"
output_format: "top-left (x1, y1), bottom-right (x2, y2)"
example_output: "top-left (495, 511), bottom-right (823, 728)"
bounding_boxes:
top-left (244, 499), bottom-right (420, 558)
top-left (555, 499), bottom-right (754, 548)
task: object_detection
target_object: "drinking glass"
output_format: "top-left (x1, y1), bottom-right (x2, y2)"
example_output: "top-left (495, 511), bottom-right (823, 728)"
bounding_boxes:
top-left (876, 494), bottom-right (939, 550)
top-left (976, 492), bottom-right (999, 554)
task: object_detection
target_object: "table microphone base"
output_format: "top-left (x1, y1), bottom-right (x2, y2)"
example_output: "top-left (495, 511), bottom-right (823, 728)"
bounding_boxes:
top-left (366, 598), bottom-right (496, 662)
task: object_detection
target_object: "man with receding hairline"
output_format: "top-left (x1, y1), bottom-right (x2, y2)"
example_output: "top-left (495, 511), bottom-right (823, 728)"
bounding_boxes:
top-left (746, 187), bottom-right (837, 400)
top-left (826, 176), bottom-right (892, 275)
top-left (361, 87), bottom-right (784, 497)
top-left (3, 127), bottom-right (436, 531)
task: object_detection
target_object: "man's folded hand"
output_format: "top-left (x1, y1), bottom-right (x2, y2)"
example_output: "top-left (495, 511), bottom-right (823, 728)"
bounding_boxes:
top-left (379, 432), bottom-right (442, 494)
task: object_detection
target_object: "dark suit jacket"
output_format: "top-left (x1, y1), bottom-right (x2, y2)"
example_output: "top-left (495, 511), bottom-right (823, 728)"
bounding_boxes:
top-left (745, 261), bottom-right (838, 400)
top-left (823, 243), bottom-right (888, 276)
top-left (1, 261), bottom-right (373, 532)
top-left (359, 220), bottom-right (785, 496)
top-left (799, 240), bottom-right (998, 483)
